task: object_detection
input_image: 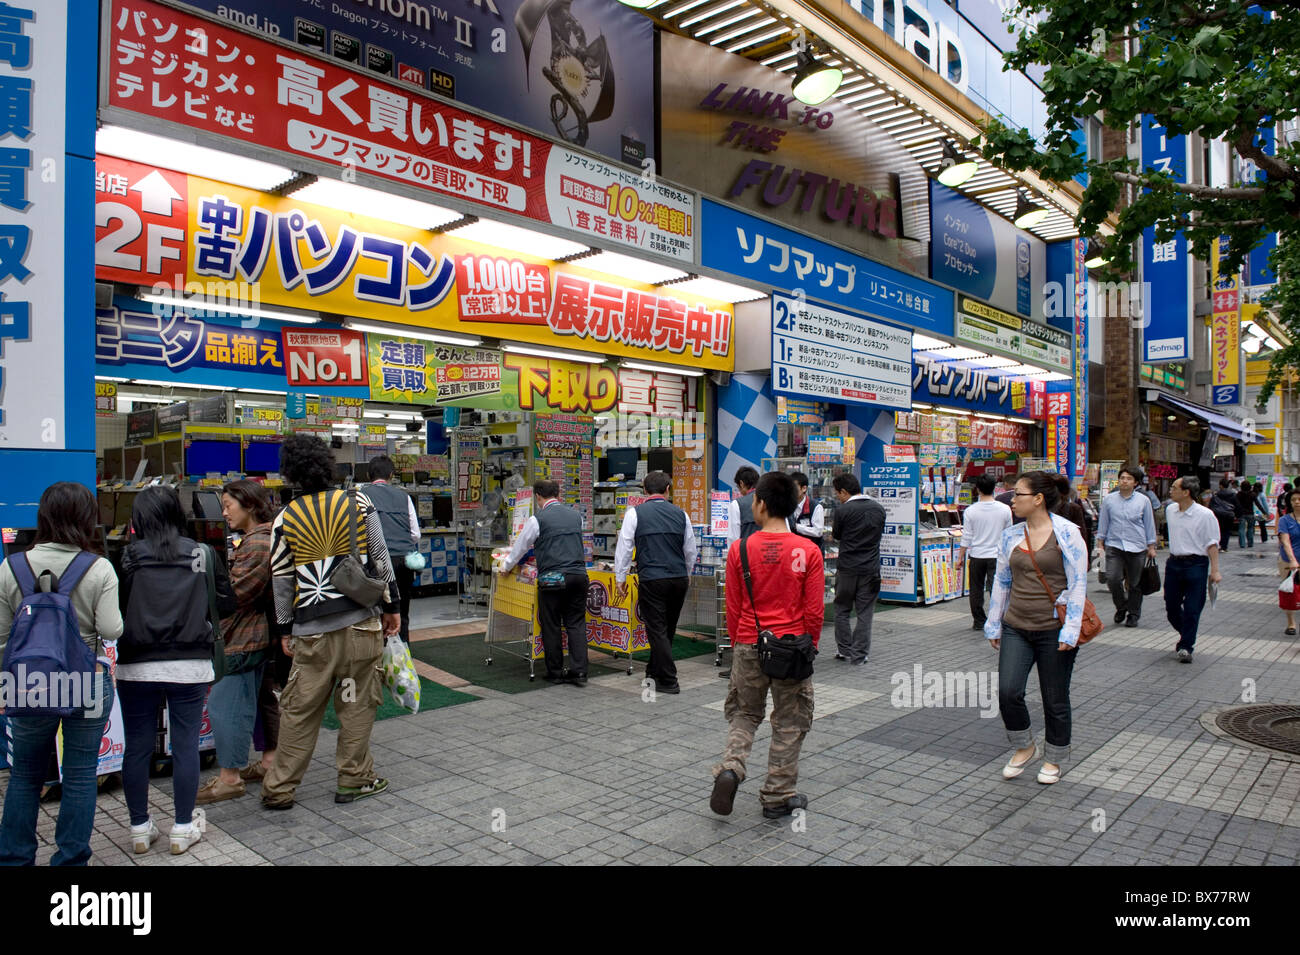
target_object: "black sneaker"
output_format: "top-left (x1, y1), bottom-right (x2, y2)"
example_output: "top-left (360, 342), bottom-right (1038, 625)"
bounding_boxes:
top-left (1114, 610), bottom-right (1126, 624)
top-left (1126, 614), bottom-right (1139, 628)
top-left (655, 683), bottom-right (681, 695)
top-left (833, 653), bottom-right (847, 661)
top-left (335, 777), bottom-right (389, 804)
top-left (762, 794), bottom-right (809, 819)
top-left (1177, 649), bottom-right (1192, 663)
top-left (710, 769), bottom-right (739, 815)
top-left (567, 673), bottom-right (588, 687)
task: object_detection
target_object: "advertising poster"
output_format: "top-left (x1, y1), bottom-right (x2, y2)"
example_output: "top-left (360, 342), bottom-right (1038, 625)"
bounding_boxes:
top-left (452, 426), bottom-right (485, 512)
top-left (771, 293), bottom-right (913, 411)
top-left (525, 569), bottom-right (647, 657)
top-left (864, 463), bottom-right (919, 602)
top-left (106, 2), bottom-right (679, 259)
top-left (671, 446), bottom-right (708, 527)
top-left (165, 0), bottom-right (654, 165)
top-left (533, 413), bottom-right (595, 528)
top-left (93, 154), bottom-right (729, 368)
top-left (709, 491), bottom-right (731, 538)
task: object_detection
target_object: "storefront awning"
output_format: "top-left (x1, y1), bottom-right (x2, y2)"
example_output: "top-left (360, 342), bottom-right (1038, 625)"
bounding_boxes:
top-left (1151, 392), bottom-right (1256, 442)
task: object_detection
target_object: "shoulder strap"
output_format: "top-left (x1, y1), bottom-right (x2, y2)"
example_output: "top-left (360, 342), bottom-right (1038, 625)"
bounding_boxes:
top-left (201, 544), bottom-right (222, 636)
top-left (347, 489), bottom-right (361, 560)
top-left (1022, 526), bottom-right (1063, 605)
top-left (8, 552), bottom-right (36, 597)
top-left (737, 537), bottom-right (765, 636)
top-left (56, 551), bottom-right (98, 597)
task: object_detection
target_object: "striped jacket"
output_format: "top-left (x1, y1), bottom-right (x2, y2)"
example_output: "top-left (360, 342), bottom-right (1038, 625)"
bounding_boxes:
top-left (221, 522), bottom-right (273, 655)
top-left (270, 490), bottom-right (399, 634)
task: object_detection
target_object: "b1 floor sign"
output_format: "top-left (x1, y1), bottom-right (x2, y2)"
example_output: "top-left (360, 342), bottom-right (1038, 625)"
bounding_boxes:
top-left (1213, 385), bottom-right (1240, 405)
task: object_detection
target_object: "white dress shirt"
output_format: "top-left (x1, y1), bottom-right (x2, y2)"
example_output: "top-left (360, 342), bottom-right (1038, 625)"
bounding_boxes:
top-left (726, 499), bottom-right (742, 548)
top-left (1166, 501), bottom-right (1221, 556)
top-left (614, 499), bottom-right (698, 583)
top-left (960, 498), bottom-right (1013, 559)
top-left (789, 493), bottom-right (825, 541)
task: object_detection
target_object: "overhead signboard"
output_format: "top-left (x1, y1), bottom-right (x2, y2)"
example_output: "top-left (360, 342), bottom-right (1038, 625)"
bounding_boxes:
top-left (702, 200), bottom-right (953, 338)
top-left (1140, 118), bottom-right (1191, 363)
top-left (771, 293), bottom-right (912, 411)
top-left (94, 155), bottom-right (732, 370)
top-left (954, 294), bottom-right (1070, 370)
top-left (659, 33), bottom-right (928, 275)
top-left (911, 354), bottom-right (1043, 419)
top-left (164, 0), bottom-right (654, 166)
top-left (105, 0), bottom-right (689, 262)
top-left (1210, 235), bottom-right (1241, 406)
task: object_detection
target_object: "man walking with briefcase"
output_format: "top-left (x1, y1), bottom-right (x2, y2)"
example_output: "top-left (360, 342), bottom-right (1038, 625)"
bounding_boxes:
top-left (710, 472), bottom-right (824, 819)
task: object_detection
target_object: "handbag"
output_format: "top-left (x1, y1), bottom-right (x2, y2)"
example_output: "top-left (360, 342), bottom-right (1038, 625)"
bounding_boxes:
top-left (201, 544), bottom-right (226, 683)
top-left (738, 538), bottom-right (816, 680)
top-left (1139, 555), bottom-right (1162, 595)
top-left (331, 489), bottom-right (389, 607)
top-left (1022, 528), bottom-right (1103, 646)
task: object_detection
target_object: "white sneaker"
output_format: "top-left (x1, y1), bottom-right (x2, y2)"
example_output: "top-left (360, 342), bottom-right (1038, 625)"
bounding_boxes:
top-left (170, 808), bottom-right (207, 855)
top-left (130, 817), bottom-right (160, 854)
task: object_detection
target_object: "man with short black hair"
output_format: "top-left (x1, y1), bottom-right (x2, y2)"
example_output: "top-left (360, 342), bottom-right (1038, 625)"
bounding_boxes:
top-left (726, 466), bottom-right (760, 550)
top-left (1164, 475), bottom-right (1221, 663)
top-left (831, 473), bottom-right (885, 665)
top-left (1097, 464), bottom-right (1157, 627)
top-left (787, 471), bottom-right (826, 552)
top-left (365, 455), bottom-right (421, 643)
top-left (710, 471), bottom-right (823, 819)
top-left (958, 473), bottom-right (1012, 630)
top-left (614, 471), bottom-right (696, 694)
top-left (499, 480), bottom-right (589, 685)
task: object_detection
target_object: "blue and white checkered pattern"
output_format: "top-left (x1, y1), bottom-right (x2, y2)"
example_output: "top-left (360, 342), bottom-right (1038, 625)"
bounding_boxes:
top-left (716, 373), bottom-right (778, 492)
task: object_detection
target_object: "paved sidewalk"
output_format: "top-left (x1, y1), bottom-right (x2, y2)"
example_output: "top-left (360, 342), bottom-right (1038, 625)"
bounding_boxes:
top-left (6, 544), bottom-right (1299, 865)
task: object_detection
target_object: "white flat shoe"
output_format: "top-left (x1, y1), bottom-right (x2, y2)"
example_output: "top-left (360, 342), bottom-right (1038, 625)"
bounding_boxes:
top-left (1002, 745), bottom-right (1038, 779)
top-left (1037, 764), bottom-right (1062, 785)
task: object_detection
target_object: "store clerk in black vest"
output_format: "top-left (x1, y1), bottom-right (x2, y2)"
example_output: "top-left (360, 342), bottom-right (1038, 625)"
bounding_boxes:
top-left (614, 471), bottom-right (698, 695)
top-left (365, 455), bottom-right (421, 643)
top-left (498, 480), bottom-right (590, 686)
top-left (787, 471), bottom-right (826, 552)
top-left (725, 466), bottom-right (761, 551)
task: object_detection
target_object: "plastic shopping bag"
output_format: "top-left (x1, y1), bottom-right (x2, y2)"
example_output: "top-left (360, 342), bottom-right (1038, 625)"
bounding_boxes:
top-left (1280, 574), bottom-right (1295, 595)
top-left (381, 634), bottom-right (421, 714)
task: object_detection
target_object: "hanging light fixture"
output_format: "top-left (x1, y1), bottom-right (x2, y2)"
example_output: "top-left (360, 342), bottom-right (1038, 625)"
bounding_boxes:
top-left (1012, 190), bottom-right (1049, 229)
top-left (936, 139), bottom-right (977, 188)
top-left (791, 50), bottom-right (842, 105)
top-left (1084, 239), bottom-right (1109, 269)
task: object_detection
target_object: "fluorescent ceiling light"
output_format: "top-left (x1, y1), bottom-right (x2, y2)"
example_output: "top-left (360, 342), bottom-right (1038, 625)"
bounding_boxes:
top-left (140, 291), bottom-right (319, 325)
top-left (1242, 338), bottom-right (1263, 354)
top-left (621, 360), bottom-right (705, 378)
top-left (1001, 363), bottom-right (1050, 377)
top-left (502, 343), bottom-right (605, 364)
top-left (667, 276), bottom-right (766, 303)
top-left (573, 250), bottom-right (688, 285)
top-left (126, 378), bottom-right (230, 391)
top-left (929, 346), bottom-right (986, 361)
top-left (1038, 372), bottom-right (1074, 382)
top-left (95, 375), bottom-right (130, 383)
top-left (97, 125), bottom-right (294, 191)
top-left (969, 356), bottom-right (1022, 369)
top-left (289, 178), bottom-right (461, 231)
top-left (346, 318), bottom-right (482, 346)
top-left (933, 405), bottom-right (967, 416)
top-left (237, 388), bottom-right (286, 396)
top-left (446, 219), bottom-right (588, 261)
top-left (974, 413), bottom-right (1007, 420)
top-left (912, 333), bottom-right (950, 350)
top-left (911, 402), bottom-right (932, 410)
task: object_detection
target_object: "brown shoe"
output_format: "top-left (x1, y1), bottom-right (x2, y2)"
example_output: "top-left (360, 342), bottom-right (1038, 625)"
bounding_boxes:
top-left (195, 776), bottom-right (246, 805)
top-left (239, 762), bottom-right (269, 782)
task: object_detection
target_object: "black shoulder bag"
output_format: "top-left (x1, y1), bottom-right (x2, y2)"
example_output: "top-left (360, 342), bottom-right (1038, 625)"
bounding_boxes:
top-left (739, 538), bottom-right (817, 681)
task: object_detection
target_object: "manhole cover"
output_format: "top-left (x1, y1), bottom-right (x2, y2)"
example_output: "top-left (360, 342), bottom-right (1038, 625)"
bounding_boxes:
top-left (1215, 705), bottom-right (1300, 756)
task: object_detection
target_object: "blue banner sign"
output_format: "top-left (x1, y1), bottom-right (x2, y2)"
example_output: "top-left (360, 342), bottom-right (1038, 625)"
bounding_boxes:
top-left (1140, 118), bottom-right (1190, 363)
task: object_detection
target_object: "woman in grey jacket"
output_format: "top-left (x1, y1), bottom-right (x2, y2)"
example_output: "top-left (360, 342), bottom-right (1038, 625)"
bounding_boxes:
top-left (0, 483), bottom-right (123, 866)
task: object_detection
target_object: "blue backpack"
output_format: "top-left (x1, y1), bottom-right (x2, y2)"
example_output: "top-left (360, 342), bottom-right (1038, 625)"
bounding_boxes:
top-left (2, 551), bottom-right (100, 717)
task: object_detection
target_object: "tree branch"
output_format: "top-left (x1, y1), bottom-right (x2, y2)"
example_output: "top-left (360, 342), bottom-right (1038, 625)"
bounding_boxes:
top-left (1112, 171), bottom-right (1266, 198)
top-left (1234, 127), bottom-right (1297, 183)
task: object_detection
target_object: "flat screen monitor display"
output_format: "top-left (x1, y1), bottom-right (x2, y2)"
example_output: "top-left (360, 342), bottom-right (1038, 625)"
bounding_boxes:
top-left (353, 462), bottom-right (371, 483)
top-left (243, 441), bottom-right (281, 473)
top-left (601, 447), bottom-right (640, 482)
top-left (114, 492), bottom-right (136, 528)
top-left (1, 527), bottom-right (37, 558)
top-left (143, 442), bottom-right (165, 475)
top-left (123, 446), bottom-right (143, 477)
top-left (186, 439), bottom-right (241, 477)
top-left (193, 491), bottom-right (224, 520)
top-left (647, 448), bottom-right (673, 477)
top-left (333, 462), bottom-right (352, 485)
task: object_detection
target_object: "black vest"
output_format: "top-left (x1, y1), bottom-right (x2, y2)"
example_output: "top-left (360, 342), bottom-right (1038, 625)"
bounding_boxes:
top-left (634, 497), bottom-right (689, 581)
top-left (534, 501), bottom-right (586, 576)
top-left (365, 482), bottom-right (414, 557)
top-left (791, 495), bottom-right (825, 553)
top-left (738, 492), bottom-right (759, 541)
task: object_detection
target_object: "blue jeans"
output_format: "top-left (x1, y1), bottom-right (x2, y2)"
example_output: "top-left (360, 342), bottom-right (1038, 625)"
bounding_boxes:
top-left (118, 681), bottom-right (207, 827)
top-left (1164, 556), bottom-right (1209, 651)
top-left (0, 671), bottom-right (114, 866)
top-left (997, 624), bottom-right (1078, 764)
top-left (206, 664), bottom-right (262, 770)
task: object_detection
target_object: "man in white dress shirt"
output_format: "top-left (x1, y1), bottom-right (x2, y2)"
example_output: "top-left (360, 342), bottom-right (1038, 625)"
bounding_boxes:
top-left (1163, 475), bottom-right (1222, 663)
top-left (787, 472), bottom-right (826, 552)
top-left (957, 474), bottom-right (1013, 630)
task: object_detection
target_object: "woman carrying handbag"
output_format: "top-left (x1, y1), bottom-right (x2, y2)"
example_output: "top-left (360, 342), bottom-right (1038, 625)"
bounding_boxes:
top-left (984, 471), bottom-right (1093, 785)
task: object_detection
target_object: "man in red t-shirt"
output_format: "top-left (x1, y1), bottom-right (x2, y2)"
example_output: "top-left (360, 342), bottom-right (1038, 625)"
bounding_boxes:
top-left (711, 471), bottom-right (824, 819)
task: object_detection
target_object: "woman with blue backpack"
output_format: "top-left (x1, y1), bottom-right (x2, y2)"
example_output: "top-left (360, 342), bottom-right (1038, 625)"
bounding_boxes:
top-left (0, 482), bottom-right (124, 866)
top-left (118, 486), bottom-right (233, 855)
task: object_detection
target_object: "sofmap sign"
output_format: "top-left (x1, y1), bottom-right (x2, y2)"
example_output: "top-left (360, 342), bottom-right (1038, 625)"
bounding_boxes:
top-left (702, 200), bottom-right (953, 337)
top-left (105, 0), bottom-right (689, 261)
top-left (131, 0), bottom-right (654, 166)
top-left (1140, 118), bottom-right (1190, 363)
top-left (929, 182), bottom-right (1043, 320)
top-left (659, 33), bottom-right (929, 275)
top-left (94, 155), bottom-right (733, 370)
top-left (771, 293), bottom-right (912, 411)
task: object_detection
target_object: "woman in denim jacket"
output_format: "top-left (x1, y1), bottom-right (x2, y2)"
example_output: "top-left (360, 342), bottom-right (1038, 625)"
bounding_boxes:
top-left (984, 471), bottom-right (1089, 785)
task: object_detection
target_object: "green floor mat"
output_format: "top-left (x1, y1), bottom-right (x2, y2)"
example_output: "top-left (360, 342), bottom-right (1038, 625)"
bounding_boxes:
top-left (629, 633), bottom-right (717, 663)
top-left (321, 676), bottom-right (478, 729)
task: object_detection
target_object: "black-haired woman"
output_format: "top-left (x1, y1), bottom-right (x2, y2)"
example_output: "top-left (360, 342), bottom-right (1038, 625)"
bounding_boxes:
top-left (0, 483), bottom-right (123, 866)
top-left (196, 480), bottom-right (277, 804)
top-left (984, 471), bottom-right (1090, 785)
top-left (118, 486), bottom-right (232, 855)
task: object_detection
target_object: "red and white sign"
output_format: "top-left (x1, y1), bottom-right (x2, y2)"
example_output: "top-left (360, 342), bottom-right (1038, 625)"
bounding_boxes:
top-left (94, 155), bottom-right (188, 286)
top-left (107, 0), bottom-right (695, 262)
top-left (1044, 392), bottom-right (1071, 420)
top-left (281, 329), bottom-right (368, 388)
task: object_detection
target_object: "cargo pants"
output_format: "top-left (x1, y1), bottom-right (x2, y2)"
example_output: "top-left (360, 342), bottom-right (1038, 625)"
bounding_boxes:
top-left (712, 643), bottom-right (815, 808)
top-left (262, 618), bottom-right (384, 805)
